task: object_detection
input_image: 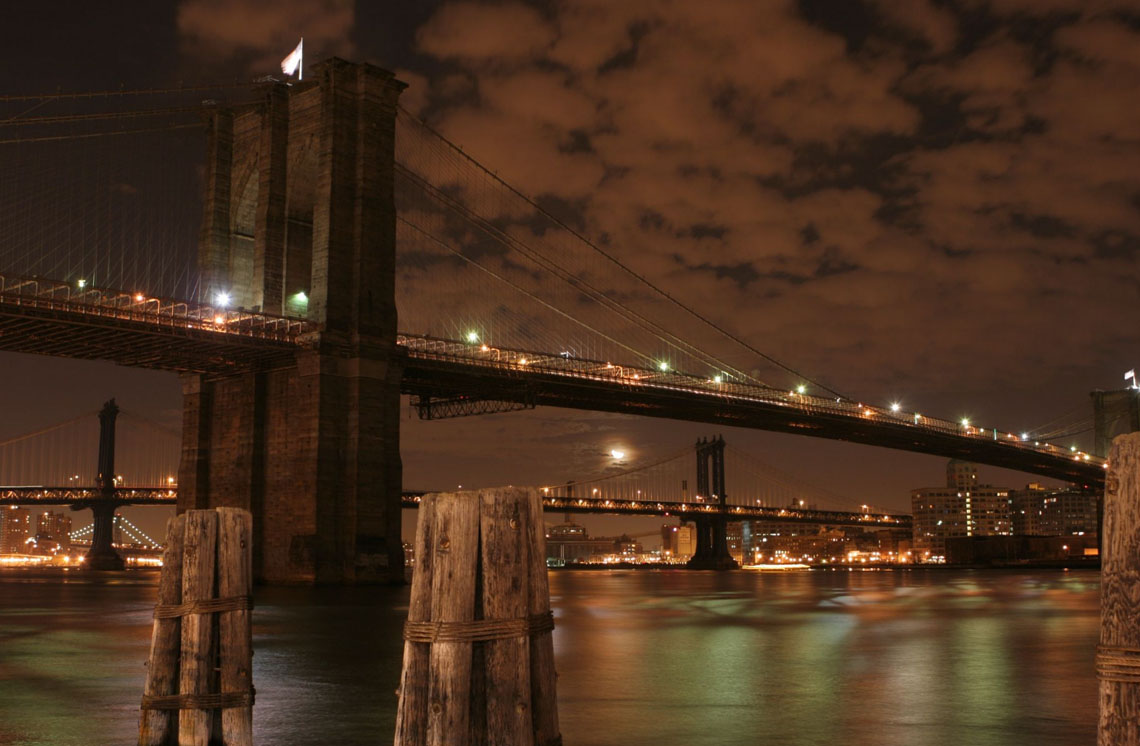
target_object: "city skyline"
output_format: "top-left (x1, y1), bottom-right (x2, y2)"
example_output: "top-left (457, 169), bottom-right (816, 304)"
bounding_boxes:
top-left (2, 0), bottom-right (1138, 539)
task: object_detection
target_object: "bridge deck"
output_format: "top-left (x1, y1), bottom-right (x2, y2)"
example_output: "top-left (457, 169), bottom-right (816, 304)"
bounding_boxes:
top-left (398, 337), bottom-right (1106, 488)
top-left (1, 488), bottom-right (909, 528)
top-left (0, 274), bottom-right (1106, 488)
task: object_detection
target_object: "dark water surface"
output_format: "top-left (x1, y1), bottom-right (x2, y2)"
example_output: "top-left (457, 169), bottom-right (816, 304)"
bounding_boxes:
top-left (0, 568), bottom-right (1098, 745)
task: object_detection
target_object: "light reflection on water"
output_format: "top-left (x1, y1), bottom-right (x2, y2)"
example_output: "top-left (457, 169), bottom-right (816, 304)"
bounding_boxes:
top-left (0, 568), bottom-right (1098, 746)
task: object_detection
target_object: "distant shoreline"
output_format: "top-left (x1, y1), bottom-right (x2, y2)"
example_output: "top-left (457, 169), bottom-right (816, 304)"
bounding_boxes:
top-left (548, 559), bottom-right (1101, 571)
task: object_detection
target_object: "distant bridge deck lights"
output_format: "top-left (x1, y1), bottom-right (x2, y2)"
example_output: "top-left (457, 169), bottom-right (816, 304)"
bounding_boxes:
top-left (796, 384), bottom-right (807, 395)
top-left (890, 402), bottom-right (901, 413)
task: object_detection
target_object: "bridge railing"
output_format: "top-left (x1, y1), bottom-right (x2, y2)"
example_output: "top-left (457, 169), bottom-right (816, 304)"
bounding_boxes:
top-left (0, 272), bottom-right (317, 343)
top-left (0, 487), bottom-right (177, 505)
top-left (401, 491), bottom-right (910, 526)
top-left (396, 333), bottom-right (1105, 470)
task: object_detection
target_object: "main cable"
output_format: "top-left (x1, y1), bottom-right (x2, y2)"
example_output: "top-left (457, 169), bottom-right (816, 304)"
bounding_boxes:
top-left (398, 106), bottom-right (847, 400)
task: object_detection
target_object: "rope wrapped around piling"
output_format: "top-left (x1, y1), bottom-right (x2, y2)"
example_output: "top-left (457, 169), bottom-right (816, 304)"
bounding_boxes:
top-left (1097, 645), bottom-right (1140, 683)
top-left (153, 595), bottom-right (252, 619)
top-left (140, 688), bottom-right (255, 711)
top-left (403, 610), bottom-right (554, 643)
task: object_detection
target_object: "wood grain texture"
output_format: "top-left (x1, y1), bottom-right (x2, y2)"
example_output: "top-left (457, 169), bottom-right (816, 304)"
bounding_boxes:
top-left (395, 496), bottom-right (436, 746)
top-left (426, 493), bottom-right (480, 746)
top-left (1100, 433), bottom-right (1140, 746)
top-left (178, 510), bottom-right (218, 746)
top-left (217, 508), bottom-right (253, 745)
top-left (480, 489), bottom-right (533, 746)
top-left (525, 491), bottom-right (560, 746)
top-left (139, 514), bottom-right (187, 746)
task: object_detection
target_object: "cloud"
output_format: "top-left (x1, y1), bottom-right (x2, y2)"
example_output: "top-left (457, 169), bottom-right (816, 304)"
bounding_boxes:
top-left (177, 0), bottom-right (353, 75)
top-left (396, 0), bottom-right (1140, 442)
top-left (865, 0), bottom-right (958, 54)
top-left (416, 1), bottom-right (557, 62)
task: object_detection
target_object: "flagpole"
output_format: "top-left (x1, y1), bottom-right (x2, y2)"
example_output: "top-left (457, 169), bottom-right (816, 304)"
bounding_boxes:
top-left (299, 38), bottom-right (303, 81)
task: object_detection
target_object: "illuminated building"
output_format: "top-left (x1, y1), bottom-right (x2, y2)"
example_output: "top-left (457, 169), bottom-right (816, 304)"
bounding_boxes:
top-left (0, 507), bottom-right (33, 553)
top-left (1010, 483), bottom-right (1099, 538)
top-left (725, 522), bottom-right (743, 564)
top-left (752, 528), bottom-right (850, 563)
top-left (661, 524), bottom-right (695, 560)
top-left (546, 521), bottom-right (618, 563)
top-left (36, 511), bottom-right (72, 553)
top-left (912, 460), bottom-right (1012, 560)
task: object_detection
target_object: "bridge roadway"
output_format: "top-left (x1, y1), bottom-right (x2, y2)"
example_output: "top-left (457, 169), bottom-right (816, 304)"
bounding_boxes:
top-left (0, 488), bottom-right (910, 528)
top-left (0, 271), bottom-right (1105, 489)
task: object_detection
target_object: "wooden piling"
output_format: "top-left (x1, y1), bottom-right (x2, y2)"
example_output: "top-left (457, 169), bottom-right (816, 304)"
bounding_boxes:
top-left (1099, 433), bottom-right (1140, 745)
top-left (395, 497), bottom-right (437, 746)
top-left (218, 508), bottom-right (254, 745)
top-left (179, 509), bottom-right (218, 745)
top-left (525, 492), bottom-right (560, 746)
top-left (139, 508), bottom-right (254, 746)
top-left (139, 514), bottom-right (187, 746)
top-left (426, 494), bottom-right (480, 745)
top-left (395, 488), bottom-right (561, 746)
top-left (480, 492), bottom-right (532, 745)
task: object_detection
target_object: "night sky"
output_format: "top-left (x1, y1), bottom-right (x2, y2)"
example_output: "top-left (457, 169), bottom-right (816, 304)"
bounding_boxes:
top-left (2, 0), bottom-right (1139, 543)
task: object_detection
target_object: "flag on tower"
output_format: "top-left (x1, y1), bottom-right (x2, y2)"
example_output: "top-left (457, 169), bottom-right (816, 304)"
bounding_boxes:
top-left (281, 39), bottom-right (303, 79)
top-left (1127, 369), bottom-right (1135, 386)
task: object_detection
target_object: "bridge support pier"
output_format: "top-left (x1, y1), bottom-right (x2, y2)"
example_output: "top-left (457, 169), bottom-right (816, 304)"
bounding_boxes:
top-left (83, 501), bottom-right (124, 570)
top-left (178, 59), bottom-right (407, 584)
top-left (83, 400), bottom-right (124, 570)
top-left (685, 437), bottom-right (738, 569)
top-left (686, 515), bottom-right (739, 570)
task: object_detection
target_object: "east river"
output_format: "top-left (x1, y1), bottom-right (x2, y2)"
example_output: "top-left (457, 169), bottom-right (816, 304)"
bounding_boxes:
top-left (0, 568), bottom-right (1098, 745)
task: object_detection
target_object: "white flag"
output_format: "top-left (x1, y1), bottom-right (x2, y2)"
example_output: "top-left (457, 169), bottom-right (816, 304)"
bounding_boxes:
top-left (1127, 369), bottom-right (1135, 382)
top-left (281, 39), bottom-right (303, 79)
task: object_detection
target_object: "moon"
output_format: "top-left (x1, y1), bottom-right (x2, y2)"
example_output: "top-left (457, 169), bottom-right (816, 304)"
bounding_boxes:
top-left (610, 449), bottom-right (625, 460)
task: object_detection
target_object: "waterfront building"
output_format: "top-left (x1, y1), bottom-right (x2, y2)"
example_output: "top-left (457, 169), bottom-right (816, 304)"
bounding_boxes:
top-left (546, 521), bottom-right (622, 563)
top-left (726, 522), bottom-right (743, 564)
top-left (912, 460), bottom-right (1012, 560)
top-left (0, 507), bottom-right (32, 554)
top-left (36, 511), bottom-right (72, 553)
top-left (752, 528), bottom-right (850, 564)
top-left (1010, 483), bottom-right (1099, 538)
top-left (661, 523), bottom-right (695, 561)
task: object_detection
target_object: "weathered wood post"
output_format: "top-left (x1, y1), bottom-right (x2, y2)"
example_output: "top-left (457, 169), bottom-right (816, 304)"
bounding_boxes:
top-left (139, 514), bottom-right (187, 746)
top-left (395, 488), bottom-right (561, 746)
top-left (139, 508), bottom-right (254, 746)
top-left (1099, 432), bottom-right (1140, 744)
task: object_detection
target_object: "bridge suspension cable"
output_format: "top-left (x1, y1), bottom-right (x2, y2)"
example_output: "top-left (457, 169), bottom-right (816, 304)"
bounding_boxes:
top-left (397, 215), bottom-right (660, 368)
top-left (0, 83), bottom-right (252, 103)
top-left (0, 410), bottom-right (179, 488)
top-left (396, 106), bottom-right (846, 399)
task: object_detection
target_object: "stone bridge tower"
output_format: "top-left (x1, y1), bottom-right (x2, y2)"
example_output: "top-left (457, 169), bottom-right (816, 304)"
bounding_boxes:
top-left (687, 435), bottom-right (738, 570)
top-left (177, 59), bottom-right (406, 583)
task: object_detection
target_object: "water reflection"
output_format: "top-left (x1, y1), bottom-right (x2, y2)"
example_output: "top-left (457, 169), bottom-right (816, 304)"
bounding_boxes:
top-left (0, 569), bottom-right (1098, 746)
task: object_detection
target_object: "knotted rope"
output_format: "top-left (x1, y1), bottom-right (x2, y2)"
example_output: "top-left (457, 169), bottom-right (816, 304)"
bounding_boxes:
top-left (1097, 645), bottom-right (1140, 683)
top-left (153, 595), bottom-right (252, 619)
top-left (403, 610), bottom-right (554, 643)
